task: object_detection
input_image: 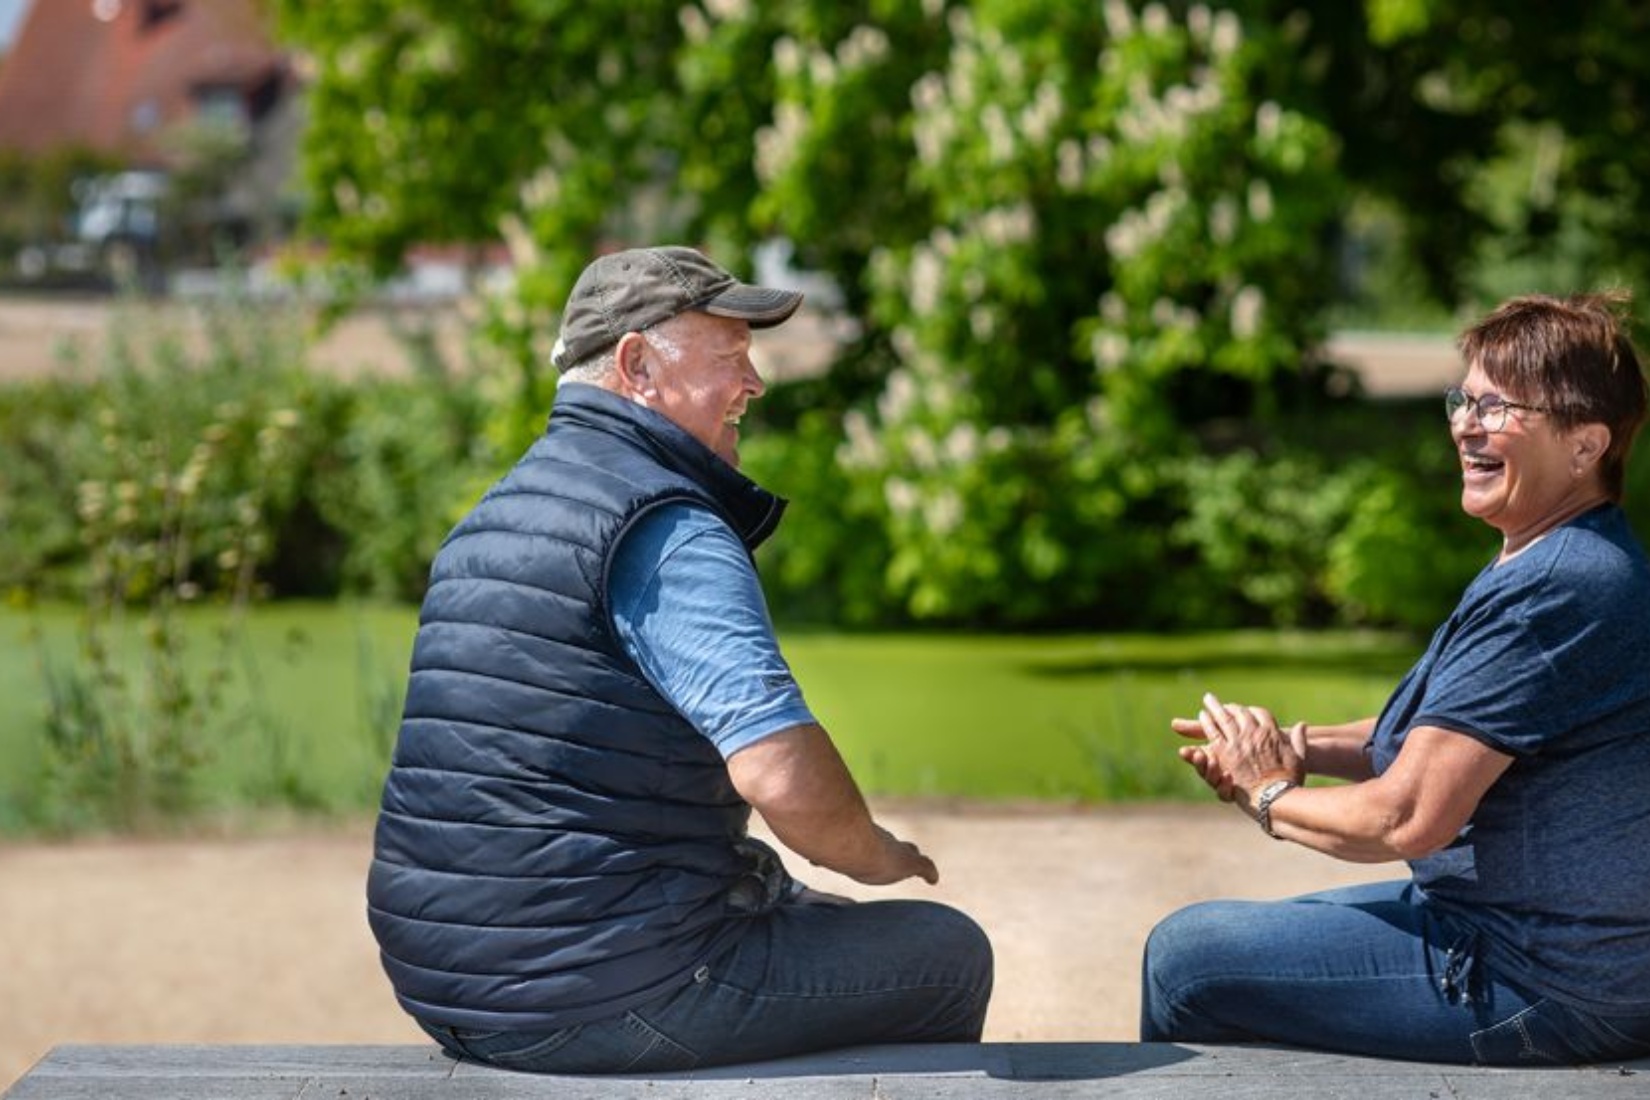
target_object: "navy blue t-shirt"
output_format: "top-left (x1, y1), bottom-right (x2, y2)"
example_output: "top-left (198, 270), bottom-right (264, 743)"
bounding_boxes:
top-left (1370, 504), bottom-right (1650, 1012)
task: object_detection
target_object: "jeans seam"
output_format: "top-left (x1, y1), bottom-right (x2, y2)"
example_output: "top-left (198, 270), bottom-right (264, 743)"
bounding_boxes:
top-left (1470, 1001), bottom-right (1560, 1065)
top-left (618, 1010), bottom-right (700, 1072)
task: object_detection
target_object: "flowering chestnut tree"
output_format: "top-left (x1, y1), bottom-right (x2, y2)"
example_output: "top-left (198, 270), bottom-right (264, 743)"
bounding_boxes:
top-left (755, 3), bottom-right (1343, 620)
top-left (276, 2), bottom-right (1516, 627)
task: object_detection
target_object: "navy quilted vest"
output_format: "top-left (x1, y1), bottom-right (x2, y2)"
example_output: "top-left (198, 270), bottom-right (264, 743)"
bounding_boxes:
top-left (367, 383), bottom-right (786, 1030)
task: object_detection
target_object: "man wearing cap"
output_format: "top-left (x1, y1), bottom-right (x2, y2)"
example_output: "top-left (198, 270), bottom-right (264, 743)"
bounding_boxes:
top-left (367, 246), bottom-right (994, 1074)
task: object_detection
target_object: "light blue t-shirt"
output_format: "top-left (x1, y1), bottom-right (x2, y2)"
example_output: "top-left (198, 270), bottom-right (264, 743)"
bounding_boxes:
top-left (609, 502), bottom-right (815, 758)
top-left (1370, 504), bottom-right (1650, 1012)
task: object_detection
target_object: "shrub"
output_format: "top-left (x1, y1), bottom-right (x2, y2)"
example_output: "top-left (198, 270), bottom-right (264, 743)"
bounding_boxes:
top-left (1172, 450), bottom-right (1369, 627)
top-left (307, 371), bottom-right (491, 601)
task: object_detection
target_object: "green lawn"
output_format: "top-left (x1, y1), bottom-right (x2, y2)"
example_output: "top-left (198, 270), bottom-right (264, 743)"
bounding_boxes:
top-left (0, 603), bottom-right (1420, 831)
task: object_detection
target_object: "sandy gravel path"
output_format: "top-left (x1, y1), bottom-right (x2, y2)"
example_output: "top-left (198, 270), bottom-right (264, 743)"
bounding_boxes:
top-left (0, 803), bottom-right (1392, 1089)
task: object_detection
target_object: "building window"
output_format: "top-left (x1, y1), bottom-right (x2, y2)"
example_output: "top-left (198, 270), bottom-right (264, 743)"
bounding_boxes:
top-left (130, 98), bottom-right (161, 134)
top-left (194, 86), bottom-right (248, 130)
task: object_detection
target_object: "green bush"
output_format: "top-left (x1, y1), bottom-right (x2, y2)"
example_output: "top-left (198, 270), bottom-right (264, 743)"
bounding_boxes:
top-left (1172, 451), bottom-right (1369, 627)
top-left (307, 372), bottom-right (490, 601)
top-left (743, 407), bottom-right (895, 628)
top-left (0, 299), bottom-right (320, 601)
top-left (0, 298), bottom-right (496, 606)
top-left (1326, 468), bottom-right (1492, 632)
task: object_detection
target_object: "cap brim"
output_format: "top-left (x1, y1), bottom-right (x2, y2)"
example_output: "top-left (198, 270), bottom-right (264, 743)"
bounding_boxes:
top-left (699, 284), bottom-right (804, 328)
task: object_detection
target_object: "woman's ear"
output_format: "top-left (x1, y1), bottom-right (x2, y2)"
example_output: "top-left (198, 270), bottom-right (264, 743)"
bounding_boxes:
top-left (612, 332), bottom-right (655, 400)
top-left (1572, 422), bottom-right (1612, 477)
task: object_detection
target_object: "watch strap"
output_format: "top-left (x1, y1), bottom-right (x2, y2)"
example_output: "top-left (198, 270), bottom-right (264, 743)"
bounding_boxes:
top-left (1255, 779), bottom-right (1297, 839)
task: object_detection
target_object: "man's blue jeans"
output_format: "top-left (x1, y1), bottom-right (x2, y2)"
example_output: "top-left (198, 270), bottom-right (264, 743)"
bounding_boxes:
top-left (1141, 879), bottom-right (1650, 1065)
top-left (419, 896), bottom-right (993, 1074)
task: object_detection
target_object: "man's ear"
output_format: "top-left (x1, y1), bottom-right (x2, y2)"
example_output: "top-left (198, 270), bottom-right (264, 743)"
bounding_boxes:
top-left (613, 332), bottom-right (655, 399)
top-left (1572, 422), bottom-right (1612, 476)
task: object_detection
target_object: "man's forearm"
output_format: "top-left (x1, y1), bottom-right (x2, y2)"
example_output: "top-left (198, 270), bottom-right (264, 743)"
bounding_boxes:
top-left (727, 724), bottom-right (936, 885)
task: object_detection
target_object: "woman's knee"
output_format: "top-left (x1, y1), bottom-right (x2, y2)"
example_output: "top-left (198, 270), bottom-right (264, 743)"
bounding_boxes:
top-left (1144, 899), bottom-right (1257, 982)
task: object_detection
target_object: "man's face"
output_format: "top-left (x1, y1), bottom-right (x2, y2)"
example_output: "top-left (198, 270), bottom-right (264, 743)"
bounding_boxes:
top-left (638, 311), bottom-right (765, 467)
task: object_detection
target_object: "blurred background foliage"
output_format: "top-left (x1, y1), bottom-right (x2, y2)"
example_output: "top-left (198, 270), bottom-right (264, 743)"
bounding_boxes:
top-left (259, 0), bottom-right (1650, 633)
top-left (10, 0), bottom-right (1650, 638)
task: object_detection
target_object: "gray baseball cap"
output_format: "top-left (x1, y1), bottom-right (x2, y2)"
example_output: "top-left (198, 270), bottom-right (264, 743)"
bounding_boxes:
top-left (550, 246), bottom-right (804, 370)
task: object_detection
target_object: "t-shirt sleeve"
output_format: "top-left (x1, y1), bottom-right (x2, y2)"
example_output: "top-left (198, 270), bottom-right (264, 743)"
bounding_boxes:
top-left (1412, 554), bottom-right (1598, 758)
top-left (1411, 615), bottom-right (1555, 756)
top-left (608, 502), bottom-right (815, 757)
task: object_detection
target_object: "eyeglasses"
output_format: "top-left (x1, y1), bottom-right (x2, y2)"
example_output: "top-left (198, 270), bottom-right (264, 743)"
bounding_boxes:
top-left (1443, 387), bottom-right (1554, 433)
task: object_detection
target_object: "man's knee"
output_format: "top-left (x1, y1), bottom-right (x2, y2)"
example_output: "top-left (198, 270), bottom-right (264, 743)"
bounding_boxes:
top-left (909, 900), bottom-right (995, 988)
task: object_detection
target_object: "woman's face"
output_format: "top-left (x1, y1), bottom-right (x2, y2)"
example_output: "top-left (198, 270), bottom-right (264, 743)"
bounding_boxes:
top-left (1451, 361), bottom-right (1601, 551)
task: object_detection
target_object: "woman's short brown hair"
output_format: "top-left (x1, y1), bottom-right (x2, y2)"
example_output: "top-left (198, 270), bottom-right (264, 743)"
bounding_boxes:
top-left (1457, 291), bottom-right (1649, 500)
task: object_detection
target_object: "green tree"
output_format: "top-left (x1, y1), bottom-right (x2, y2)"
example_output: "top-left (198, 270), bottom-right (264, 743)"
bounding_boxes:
top-left (276, 2), bottom-right (1650, 629)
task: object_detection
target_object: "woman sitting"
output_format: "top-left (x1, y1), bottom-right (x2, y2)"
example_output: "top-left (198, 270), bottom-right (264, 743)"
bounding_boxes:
top-left (1141, 292), bottom-right (1650, 1065)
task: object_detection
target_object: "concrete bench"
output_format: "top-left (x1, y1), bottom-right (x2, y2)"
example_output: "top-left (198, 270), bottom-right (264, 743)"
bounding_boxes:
top-left (5, 1043), bottom-right (1648, 1099)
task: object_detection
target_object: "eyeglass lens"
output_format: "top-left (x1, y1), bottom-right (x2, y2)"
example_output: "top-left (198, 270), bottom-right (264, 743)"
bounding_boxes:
top-left (1444, 388), bottom-right (1507, 431)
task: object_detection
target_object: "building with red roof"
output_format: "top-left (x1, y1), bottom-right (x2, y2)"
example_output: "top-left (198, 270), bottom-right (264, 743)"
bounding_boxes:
top-left (0, 0), bottom-right (291, 166)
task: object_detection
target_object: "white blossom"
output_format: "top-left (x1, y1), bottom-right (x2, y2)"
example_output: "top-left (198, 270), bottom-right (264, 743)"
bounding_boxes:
top-left (1256, 100), bottom-right (1282, 144)
top-left (1247, 177), bottom-right (1274, 222)
top-left (773, 37), bottom-right (803, 78)
top-left (1187, 4), bottom-right (1212, 41)
top-left (678, 5), bottom-right (710, 43)
top-left (976, 204), bottom-right (1035, 246)
top-left (880, 369), bottom-right (919, 423)
top-left (924, 488), bottom-right (964, 536)
top-left (1057, 139), bottom-right (1084, 190)
top-left (1103, 0), bottom-right (1133, 38)
top-left (885, 478), bottom-right (919, 517)
top-left (1091, 329), bottom-right (1129, 369)
top-left (754, 101), bottom-right (807, 184)
top-left (1105, 211), bottom-right (1145, 260)
top-left (809, 51), bottom-right (837, 87)
top-left (1142, 3), bottom-right (1171, 36)
top-left (839, 25), bottom-right (890, 67)
top-left (913, 71), bottom-right (946, 113)
top-left (497, 212), bottom-right (540, 269)
top-left (1211, 10), bottom-right (1242, 56)
top-left (909, 247), bottom-right (945, 316)
top-left (1231, 285), bottom-right (1265, 338)
top-left (1019, 81), bottom-right (1063, 147)
top-left (1100, 292), bottom-right (1127, 324)
top-left (906, 427), bottom-right (940, 471)
top-left (982, 103), bottom-right (1015, 162)
top-left (1208, 195), bottom-right (1238, 244)
top-left (970, 305), bottom-right (996, 341)
top-left (944, 423), bottom-right (981, 465)
top-left (702, 0), bottom-right (749, 21)
top-left (839, 410), bottom-right (883, 468)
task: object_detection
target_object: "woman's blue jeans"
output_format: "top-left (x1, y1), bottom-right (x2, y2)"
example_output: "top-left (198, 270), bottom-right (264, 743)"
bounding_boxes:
top-left (419, 896), bottom-right (993, 1074)
top-left (1141, 879), bottom-right (1650, 1065)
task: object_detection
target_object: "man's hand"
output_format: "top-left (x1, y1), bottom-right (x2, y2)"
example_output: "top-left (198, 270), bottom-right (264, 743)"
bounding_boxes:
top-left (860, 824), bottom-right (939, 885)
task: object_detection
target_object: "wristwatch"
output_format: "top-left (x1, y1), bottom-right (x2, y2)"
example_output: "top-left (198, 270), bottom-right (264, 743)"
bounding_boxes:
top-left (1254, 779), bottom-right (1297, 840)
